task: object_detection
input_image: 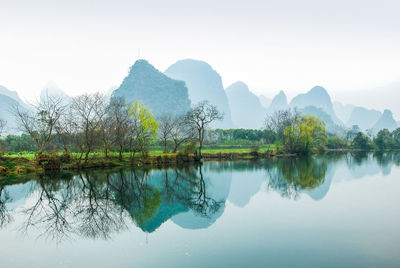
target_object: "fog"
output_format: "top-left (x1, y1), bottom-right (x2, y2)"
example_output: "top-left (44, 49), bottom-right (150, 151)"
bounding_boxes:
top-left (0, 0), bottom-right (399, 117)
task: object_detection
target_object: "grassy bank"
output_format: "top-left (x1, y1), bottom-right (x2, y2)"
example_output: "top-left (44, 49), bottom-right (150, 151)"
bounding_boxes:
top-left (0, 145), bottom-right (279, 178)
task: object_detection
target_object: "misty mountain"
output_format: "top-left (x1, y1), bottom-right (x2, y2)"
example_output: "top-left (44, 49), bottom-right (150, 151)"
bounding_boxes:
top-left (300, 106), bottom-right (346, 135)
top-left (0, 84), bottom-right (28, 108)
top-left (268, 91), bottom-right (288, 112)
top-left (112, 59), bottom-right (191, 116)
top-left (258, 95), bottom-right (271, 108)
top-left (0, 85), bottom-right (29, 134)
top-left (40, 81), bottom-right (71, 104)
top-left (337, 81), bottom-right (400, 123)
top-left (346, 106), bottom-right (382, 130)
top-left (165, 59), bottom-right (232, 128)
top-left (301, 106), bottom-right (334, 125)
top-left (0, 94), bottom-right (21, 134)
top-left (290, 86), bottom-right (341, 124)
top-left (226, 81), bottom-right (266, 129)
top-left (333, 102), bottom-right (356, 123)
top-left (372, 109), bottom-right (398, 133)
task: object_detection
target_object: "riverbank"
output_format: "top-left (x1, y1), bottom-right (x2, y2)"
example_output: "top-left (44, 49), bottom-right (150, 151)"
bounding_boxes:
top-left (2, 148), bottom-right (395, 178)
top-left (0, 150), bottom-right (285, 178)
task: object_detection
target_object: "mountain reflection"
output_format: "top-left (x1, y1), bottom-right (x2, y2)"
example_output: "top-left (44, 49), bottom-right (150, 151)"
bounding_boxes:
top-left (0, 152), bottom-right (399, 242)
top-left (8, 165), bottom-right (224, 241)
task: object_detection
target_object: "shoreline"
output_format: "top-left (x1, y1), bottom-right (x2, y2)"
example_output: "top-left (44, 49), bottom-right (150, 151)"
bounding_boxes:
top-left (0, 149), bottom-right (396, 179)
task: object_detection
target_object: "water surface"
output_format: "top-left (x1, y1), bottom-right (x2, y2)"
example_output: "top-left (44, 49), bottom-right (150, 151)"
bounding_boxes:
top-left (0, 152), bottom-right (399, 267)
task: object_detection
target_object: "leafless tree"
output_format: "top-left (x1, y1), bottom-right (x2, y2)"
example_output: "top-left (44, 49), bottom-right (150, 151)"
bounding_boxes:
top-left (184, 101), bottom-right (223, 159)
top-left (97, 99), bottom-right (112, 158)
top-left (13, 94), bottom-right (66, 154)
top-left (55, 101), bottom-right (78, 153)
top-left (108, 98), bottom-right (130, 160)
top-left (71, 93), bottom-right (104, 163)
top-left (264, 108), bottom-right (300, 142)
top-left (170, 115), bottom-right (195, 153)
top-left (158, 114), bottom-right (177, 153)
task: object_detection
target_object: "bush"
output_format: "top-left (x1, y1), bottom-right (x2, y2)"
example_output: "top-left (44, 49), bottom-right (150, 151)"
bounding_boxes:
top-left (327, 136), bottom-right (347, 149)
top-left (183, 142), bottom-right (197, 154)
top-left (35, 153), bottom-right (61, 171)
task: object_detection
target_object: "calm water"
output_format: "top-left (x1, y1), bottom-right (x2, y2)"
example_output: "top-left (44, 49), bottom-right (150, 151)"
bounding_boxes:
top-left (0, 152), bottom-right (400, 268)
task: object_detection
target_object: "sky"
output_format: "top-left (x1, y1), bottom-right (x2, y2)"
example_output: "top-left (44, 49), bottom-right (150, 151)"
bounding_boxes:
top-left (0, 0), bottom-right (399, 118)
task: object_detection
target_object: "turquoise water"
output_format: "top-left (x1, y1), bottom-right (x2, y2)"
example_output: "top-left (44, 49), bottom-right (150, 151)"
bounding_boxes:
top-left (0, 152), bottom-right (399, 267)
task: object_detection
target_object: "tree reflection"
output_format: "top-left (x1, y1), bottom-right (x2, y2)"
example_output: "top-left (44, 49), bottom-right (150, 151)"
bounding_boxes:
top-left (15, 165), bottom-right (223, 241)
top-left (0, 184), bottom-right (12, 228)
top-left (266, 157), bottom-right (327, 199)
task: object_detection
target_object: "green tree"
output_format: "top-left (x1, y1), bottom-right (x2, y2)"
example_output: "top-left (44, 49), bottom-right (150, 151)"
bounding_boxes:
top-left (351, 132), bottom-right (373, 150)
top-left (391, 128), bottom-right (400, 148)
top-left (282, 115), bottom-right (327, 154)
top-left (127, 102), bottom-right (158, 158)
top-left (374, 129), bottom-right (393, 150)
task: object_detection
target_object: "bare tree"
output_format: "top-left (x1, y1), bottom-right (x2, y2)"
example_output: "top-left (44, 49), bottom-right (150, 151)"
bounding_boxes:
top-left (55, 101), bottom-right (78, 153)
top-left (97, 99), bottom-right (112, 158)
top-left (158, 114), bottom-right (177, 153)
top-left (184, 101), bottom-right (223, 159)
top-left (13, 94), bottom-right (66, 154)
top-left (71, 93), bottom-right (104, 163)
top-left (108, 97), bottom-right (129, 160)
top-left (264, 108), bottom-right (299, 142)
top-left (170, 115), bottom-right (195, 153)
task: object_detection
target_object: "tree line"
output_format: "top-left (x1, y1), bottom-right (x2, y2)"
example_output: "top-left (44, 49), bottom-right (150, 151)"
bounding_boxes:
top-left (0, 94), bottom-right (223, 160)
top-left (0, 94), bottom-right (399, 159)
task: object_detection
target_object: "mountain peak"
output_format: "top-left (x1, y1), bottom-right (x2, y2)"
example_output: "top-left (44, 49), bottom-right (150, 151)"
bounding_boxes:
top-left (382, 109), bottom-right (393, 117)
top-left (0, 84), bottom-right (22, 103)
top-left (112, 59), bottom-right (191, 116)
top-left (309, 85), bottom-right (328, 94)
top-left (226, 81), bottom-right (265, 129)
top-left (226, 81), bottom-right (249, 93)
top-left (290, 86), bottom-right (341, 124)
top-left (373, 109), bottom-right (397, 133)
top-left (268, 90), bottom-right (288, 111)
top-left (165, 59), bottom-right (233, 128)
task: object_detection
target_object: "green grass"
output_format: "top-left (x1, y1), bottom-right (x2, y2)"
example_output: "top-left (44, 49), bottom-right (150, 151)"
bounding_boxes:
top-left (2, 144), bottom-right (276, 159)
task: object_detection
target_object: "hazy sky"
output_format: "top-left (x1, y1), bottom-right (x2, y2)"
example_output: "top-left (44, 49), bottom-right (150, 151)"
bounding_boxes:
top-left (0, 0), bottom-right (399, 117)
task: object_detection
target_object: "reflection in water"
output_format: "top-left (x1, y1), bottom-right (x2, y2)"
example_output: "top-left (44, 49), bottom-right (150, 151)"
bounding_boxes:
top-left (0, 152), bottom-right (399, 242)
top-left (266, 157), bottom-right (327, 199)
top-left (0, 185), bottom-right (12, 228)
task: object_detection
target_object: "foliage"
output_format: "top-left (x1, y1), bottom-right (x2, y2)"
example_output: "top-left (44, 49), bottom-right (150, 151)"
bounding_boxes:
top-left (351, 132), bottom-right (374, 150)
top-left (127, 101), bottom-right (159, 157)
top-left (393, 128), bottom-right (400, 148)
top-left (282, 115), bottom-right (327, 154)
top-left (327, 136), bottom-right (348, 149)
top-left (374, 129), bottom-right (394, 150)
top-left (208, 128), bottom-right (276, 144)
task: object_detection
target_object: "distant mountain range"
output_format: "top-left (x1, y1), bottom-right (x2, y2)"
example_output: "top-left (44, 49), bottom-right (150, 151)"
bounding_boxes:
top-left (226, 81), bottom-right (266, 129)
top-left (289, 86), bottom-right (341, 124)
top-left (346, 106), bottom-right (382, 131)
top-left (0, 59), bottom-right (398, 136)
top-left (165, 59), bottom-right (233, 128)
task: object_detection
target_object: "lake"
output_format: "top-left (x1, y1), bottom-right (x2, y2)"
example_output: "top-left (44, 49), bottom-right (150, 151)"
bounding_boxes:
top-left (0, 152), bottom-right (399, 268)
